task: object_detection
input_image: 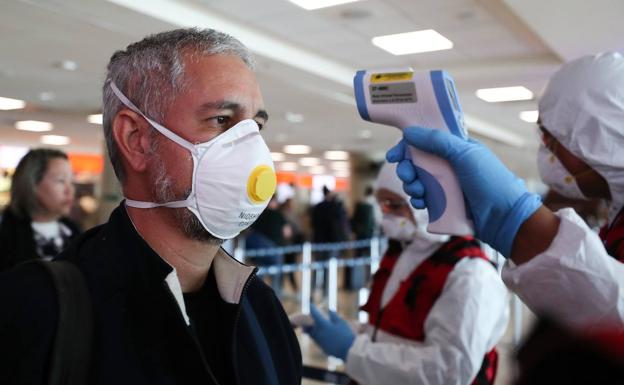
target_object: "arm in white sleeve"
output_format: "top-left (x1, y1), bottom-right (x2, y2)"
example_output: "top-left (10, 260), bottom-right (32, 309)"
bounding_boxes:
top-left (345, 258), bottom-right (509, 385)
top-left (502, 208), bottom-right (624, 328)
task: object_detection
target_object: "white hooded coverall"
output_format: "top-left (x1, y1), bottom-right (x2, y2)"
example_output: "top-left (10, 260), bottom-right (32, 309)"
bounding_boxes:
top-left (345, 163), bottom-right (509, 385)
top-left (503, 53), bottom-right (624, 329)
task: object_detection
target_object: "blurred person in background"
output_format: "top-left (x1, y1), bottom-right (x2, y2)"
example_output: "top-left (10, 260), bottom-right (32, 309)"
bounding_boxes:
top-left (246, 195), bottom-right (291, 294)
top-left (348, 185), bottom-right (377, 290)
top-left (303, 161), bottom-right (508, 385)
top-left (0, 148), bottom-right (80, 271)
top-left (279, 197), bottom-right (303, 291)
top-left (311, 185), bottom-right (349, 294)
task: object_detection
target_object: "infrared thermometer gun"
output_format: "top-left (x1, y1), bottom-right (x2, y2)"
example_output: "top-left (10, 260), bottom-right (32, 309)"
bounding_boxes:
top-left (353, 69), bottom-right (474, 235)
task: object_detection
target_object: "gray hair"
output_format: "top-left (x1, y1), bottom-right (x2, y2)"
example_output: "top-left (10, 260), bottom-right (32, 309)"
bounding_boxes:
top-left (102, 28), bottom-right (255, 182)
top-left (9, 148), bottom-right (68, 219)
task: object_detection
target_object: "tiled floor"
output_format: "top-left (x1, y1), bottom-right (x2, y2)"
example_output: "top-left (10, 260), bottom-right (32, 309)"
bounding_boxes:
top-left (276, 282), bottom-right (537, 385)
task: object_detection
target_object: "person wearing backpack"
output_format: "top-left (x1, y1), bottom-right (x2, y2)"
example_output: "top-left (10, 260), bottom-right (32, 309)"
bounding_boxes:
top-left (0, 28), bottom-right (301, 385)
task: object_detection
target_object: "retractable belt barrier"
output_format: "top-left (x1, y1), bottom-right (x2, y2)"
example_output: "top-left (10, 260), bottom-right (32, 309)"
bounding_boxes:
top-left (256, 256), bottom-right (374, 276)
top-left (243, 238), bottom-right (375, 258)
top-left (238, 238), bottom-right (386, 276)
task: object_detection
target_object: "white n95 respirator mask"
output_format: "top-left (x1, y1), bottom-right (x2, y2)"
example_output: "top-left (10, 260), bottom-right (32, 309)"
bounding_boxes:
top-left (110, 82), bottom-right (276, 239)
top-left (537, 144), bottom-right (587, 200)
top-left (381, 215), bottom-right (418, 241)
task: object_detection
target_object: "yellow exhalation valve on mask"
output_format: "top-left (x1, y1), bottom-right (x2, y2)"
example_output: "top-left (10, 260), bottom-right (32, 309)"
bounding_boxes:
top-left (247, 165), bottom-right (277, 203)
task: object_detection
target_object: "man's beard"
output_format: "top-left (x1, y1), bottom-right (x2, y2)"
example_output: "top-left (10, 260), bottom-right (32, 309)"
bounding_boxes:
top-left (151, 150), bottom-right (224, 245)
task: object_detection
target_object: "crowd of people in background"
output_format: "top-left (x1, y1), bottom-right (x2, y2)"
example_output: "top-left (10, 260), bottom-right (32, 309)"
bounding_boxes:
top-left (244, 182), bottom-right (384, 296)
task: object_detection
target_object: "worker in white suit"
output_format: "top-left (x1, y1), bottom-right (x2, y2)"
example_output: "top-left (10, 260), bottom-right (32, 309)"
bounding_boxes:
top-left (387, 52), bottom-right (624, 329)
top-left (303, 161), bottom-right (509, 385)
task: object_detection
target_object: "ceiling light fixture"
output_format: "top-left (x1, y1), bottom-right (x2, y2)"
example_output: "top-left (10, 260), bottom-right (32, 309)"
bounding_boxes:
top-left (41, 135), bottom-right (71, 146)
top-left (372, 29), bottom-right (453, 55)
top-left (271, 152), bottom-right (286, 162)
top-left (476, 86), bottom-right (533, 102)
top-left (331, 161), bottom-right (350, 170)
top-left (288, 0), bottom-right (360, 10)
top-left (519, 110), bottom-right (539, 123)
top-left (299, 157), bottom-right (320, 166)
top-left (15, 120), bottom-right (53, 132)
top-left (284, 144), bottom-right (311, 154)
top-left (60, 60), bottom-right (79, 71)
top-left (0, 96), bottom-right (26, 110)
top-left (309, 165), bottom-right (326, 174)
top-left (87, 114), bottom-right (103, 125)
top-left (279, 162), bottom-right (298, 171)
top-left (324, 150), bottom-right (349, 160)
top-left (334, 170), bottom-right (350, 178)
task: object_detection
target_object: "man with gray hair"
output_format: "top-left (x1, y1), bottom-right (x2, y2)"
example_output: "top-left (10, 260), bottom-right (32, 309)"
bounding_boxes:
top-left (0, 28), bottom-right (301, 385)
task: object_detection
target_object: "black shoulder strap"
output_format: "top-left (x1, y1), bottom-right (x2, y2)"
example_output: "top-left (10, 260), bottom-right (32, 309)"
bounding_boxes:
top-left (35, 260), bottom-right (93, 385)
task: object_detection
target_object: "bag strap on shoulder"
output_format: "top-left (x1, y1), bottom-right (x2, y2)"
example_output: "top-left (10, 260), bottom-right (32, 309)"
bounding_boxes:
top-left (35, 260), bottom-right (93, 385)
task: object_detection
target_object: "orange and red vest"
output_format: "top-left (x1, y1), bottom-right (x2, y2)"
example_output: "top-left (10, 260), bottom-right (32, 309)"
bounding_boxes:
top-left (361, 237), bottom-right (498, 385)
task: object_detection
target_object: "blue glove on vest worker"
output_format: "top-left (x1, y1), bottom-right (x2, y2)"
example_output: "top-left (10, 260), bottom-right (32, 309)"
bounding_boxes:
top-left (304, 305), bottom-right (355, 360)
top-left (387, 127), bottom-right (542, 257)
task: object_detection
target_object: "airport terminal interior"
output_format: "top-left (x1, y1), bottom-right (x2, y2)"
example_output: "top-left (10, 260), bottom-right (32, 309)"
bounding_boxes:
top-left (0, 1), bottom-right (622, 384)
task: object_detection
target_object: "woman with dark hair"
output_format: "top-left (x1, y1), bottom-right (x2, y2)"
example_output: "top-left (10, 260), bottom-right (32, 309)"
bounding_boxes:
top-left (0, 148), bottom-right (80, 271)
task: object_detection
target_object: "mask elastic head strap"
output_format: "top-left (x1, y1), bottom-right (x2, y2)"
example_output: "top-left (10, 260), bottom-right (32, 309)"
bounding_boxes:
top-left (109, 82), bottom-right (197, 154)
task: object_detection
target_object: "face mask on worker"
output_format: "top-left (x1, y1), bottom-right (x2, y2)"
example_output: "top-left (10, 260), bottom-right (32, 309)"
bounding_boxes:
top-left (110, 82), bottom-right (276, 239)
top-left (537, 144), bottom-right (587, 200)
top-left (381, 214), bottom-right (418, 241)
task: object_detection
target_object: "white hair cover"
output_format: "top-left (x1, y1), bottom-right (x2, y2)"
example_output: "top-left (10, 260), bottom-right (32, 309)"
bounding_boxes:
top-left (539, 52), bottom-right (624, 223)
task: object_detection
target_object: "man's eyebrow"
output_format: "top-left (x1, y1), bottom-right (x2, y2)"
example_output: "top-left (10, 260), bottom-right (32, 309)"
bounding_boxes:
top-left (255, 109), bottom-right (269, 122)
top-left (196, 101), bottom-right (269, 122)
top-left (196, 100), bottom-right (241, 112)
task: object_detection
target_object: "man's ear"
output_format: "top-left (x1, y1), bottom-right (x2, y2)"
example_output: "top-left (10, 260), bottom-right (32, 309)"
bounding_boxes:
top-left (112, 109), bottom-right (153, 174)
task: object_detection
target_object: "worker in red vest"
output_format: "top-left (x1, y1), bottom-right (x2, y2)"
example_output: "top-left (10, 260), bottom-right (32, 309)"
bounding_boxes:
top-left (304, 161), bottom-right (509, 385)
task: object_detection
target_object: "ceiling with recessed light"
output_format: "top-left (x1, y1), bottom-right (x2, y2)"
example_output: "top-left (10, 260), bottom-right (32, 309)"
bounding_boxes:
top-left (0, 0), bottom-right (622, 180)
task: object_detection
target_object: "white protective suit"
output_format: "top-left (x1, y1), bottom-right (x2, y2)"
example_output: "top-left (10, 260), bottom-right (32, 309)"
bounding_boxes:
top-left (503, 52), bottom-right (624, 329)
top-left (345, 162), bottom-right (509, 385)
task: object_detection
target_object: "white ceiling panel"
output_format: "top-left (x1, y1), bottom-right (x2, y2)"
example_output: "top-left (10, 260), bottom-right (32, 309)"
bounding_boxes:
top-left (503, 0), bottom-right (624, 61)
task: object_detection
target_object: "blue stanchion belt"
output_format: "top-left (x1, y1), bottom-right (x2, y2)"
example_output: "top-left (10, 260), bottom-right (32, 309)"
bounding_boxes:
top-left (244, 239), bottom-right (378, 257)
top-left (240, 237), bottom-right (387, 276)
top-left (256, 256), bottom-right (375, 276)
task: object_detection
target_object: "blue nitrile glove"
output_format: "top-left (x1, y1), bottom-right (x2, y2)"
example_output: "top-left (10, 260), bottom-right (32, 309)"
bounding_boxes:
top-left (386, 127), bottom-right (542, 257)
top-left (304, 305), bottom-right (355, 360)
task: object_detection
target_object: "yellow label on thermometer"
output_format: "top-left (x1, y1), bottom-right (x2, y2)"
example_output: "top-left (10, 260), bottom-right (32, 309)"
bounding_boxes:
top-left (370, 72), bottom-right (413, 83)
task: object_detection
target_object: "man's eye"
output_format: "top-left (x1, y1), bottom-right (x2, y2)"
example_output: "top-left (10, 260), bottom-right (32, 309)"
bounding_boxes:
top-left (215, 116), bottom-right (229, 125)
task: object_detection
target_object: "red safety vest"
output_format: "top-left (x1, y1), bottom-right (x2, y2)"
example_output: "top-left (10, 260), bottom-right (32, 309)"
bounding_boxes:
top-left (599, 207), bottom-right (624, 262)
top-left (361, 237), bottom-right (498, 385)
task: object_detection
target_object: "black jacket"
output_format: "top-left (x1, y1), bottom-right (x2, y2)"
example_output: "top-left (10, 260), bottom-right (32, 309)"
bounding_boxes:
top-left (0, 204), bottom-right (302, 385)
top-left (0, 208), bottom-right (81, 271)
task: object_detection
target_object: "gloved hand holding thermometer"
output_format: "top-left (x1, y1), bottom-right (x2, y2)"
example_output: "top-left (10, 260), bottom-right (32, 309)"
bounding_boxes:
top-left (386, 128), bottom-right (543, 258)
top-left (354, 69), bottom-right (474, 236)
